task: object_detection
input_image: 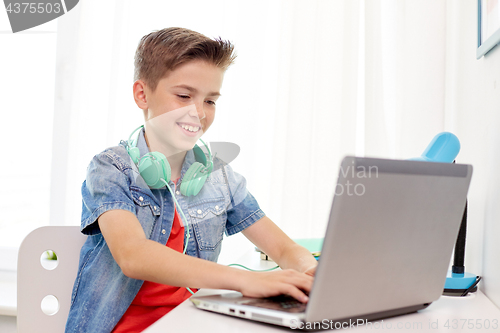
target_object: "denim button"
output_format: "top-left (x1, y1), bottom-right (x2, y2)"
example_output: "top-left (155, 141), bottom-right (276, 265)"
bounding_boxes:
top-left (197, 209), bottom-right (202, 214)
top-left (154, 206), bottom-right (157, 211)
top-left (162, 229), bottom-right (166, 234)
top-left (215, 205), bottom-right (219, 210)
top-left (176, 191), bottom-right (180, 195)
top-left (139, 196), bottom-right (144, 202)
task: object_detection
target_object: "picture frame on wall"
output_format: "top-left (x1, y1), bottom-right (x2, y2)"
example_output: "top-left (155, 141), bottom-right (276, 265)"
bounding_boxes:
top-left (477, 0), bottom-right (500, 58)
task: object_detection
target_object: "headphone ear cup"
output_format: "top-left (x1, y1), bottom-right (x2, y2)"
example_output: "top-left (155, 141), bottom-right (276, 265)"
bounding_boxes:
top-left (138, 152), bottom-right (171, 189)
top-left (128, 147), bottom-right (140, 164)
top-left (180, 162), bottom-right (208, 197)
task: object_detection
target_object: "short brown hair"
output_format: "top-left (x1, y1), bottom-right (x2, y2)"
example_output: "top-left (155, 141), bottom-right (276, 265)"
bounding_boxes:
top-left (134, 27), bottom-right (236, 91)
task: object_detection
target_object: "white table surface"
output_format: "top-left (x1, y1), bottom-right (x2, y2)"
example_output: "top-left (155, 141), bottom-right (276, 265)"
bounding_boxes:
top-left (145, 251), bottom-right (500, 332)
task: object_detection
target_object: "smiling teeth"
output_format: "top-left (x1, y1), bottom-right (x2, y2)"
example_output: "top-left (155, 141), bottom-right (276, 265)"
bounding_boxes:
top-left (180, 124), bottom-right (200, 132)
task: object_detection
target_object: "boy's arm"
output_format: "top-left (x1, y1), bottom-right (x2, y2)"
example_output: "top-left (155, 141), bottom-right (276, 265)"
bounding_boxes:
top-left (99, 209), bottom-right (313, 302)
top-left (242, 216), bottom-right (318, 276)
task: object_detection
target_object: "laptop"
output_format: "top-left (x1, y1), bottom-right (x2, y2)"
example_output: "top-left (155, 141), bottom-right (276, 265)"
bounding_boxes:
top-left (190, 156), bottom-right (472, 329)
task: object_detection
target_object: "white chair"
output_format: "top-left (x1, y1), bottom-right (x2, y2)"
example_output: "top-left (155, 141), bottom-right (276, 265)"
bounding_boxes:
top-left (17, 226), bottom-right (87, 333)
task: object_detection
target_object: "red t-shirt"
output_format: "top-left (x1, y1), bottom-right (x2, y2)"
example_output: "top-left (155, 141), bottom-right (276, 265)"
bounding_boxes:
top-left (113, 186), bottom-right (195, 332)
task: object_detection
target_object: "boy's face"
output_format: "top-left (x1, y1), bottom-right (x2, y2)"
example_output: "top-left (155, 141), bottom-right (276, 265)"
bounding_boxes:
top-left (134, 59), bottom-right (224, 154)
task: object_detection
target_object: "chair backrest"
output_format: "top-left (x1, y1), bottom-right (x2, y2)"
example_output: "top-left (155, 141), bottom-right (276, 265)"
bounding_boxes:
top-left (17, 226), bottom-right (87, 333)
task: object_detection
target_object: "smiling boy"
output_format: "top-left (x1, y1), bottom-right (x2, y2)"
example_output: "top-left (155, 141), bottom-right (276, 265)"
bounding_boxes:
top-left (65, 27), bottom-right (317, 333)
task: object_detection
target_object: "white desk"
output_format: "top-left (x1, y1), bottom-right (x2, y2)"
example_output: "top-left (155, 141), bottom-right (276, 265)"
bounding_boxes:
top-left (145, 251), bottom-right (500, 332)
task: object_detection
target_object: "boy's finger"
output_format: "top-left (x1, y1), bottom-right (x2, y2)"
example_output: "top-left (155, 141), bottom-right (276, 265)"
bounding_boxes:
top-left (289, 273), bottom-right (313, 292)
top-left (284, 285), bottom-right (309, 303)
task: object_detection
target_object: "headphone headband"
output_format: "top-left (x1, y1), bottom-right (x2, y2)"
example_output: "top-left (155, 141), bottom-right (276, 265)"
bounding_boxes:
top-left (128, 125), bottom-right (144, 148)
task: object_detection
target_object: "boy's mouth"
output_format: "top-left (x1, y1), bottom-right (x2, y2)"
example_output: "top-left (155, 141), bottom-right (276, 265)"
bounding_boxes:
top-left (177, 122), bottom-right (201, 137)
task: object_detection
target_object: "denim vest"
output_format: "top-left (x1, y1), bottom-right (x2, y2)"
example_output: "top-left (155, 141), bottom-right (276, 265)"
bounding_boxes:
top-left (65, 130), bottom-right (265, 333)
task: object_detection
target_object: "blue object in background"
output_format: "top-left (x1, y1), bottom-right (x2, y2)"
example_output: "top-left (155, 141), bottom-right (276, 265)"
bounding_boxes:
top-left (445, 272), bottom-right (477, 290)
top-left (409, 132), bottom-right (460, 163)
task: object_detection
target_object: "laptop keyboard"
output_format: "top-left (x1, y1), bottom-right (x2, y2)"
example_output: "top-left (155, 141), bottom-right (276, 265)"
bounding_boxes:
top-left (241, 295), bottom-right (307, 313)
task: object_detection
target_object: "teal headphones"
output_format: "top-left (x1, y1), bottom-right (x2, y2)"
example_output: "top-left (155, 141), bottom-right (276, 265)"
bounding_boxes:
top-left (126, 125), bottom-right (213, 196)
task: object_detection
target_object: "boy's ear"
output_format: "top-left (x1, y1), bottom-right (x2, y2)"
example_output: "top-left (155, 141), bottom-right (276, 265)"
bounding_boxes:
top-left (133, 80), bottom-right (148, 110)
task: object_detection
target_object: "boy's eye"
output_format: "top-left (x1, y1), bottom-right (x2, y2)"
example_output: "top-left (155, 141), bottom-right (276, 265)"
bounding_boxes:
top-left (177, 95), bottom-right (190, 99)
top-left (206, 100), bottom-right (216, 106)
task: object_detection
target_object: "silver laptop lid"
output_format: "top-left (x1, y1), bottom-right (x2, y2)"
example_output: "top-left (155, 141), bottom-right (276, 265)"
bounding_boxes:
top-left (306, 157), bottom-right (472, 323)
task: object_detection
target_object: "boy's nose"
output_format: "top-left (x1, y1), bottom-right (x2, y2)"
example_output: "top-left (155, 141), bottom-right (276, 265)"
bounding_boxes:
top-left (193, 102), bottom-right (206, 121)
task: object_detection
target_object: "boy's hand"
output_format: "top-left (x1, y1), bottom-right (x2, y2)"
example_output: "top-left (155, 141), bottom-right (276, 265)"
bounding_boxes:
top-left (303, 264), bottom-right (317, 277)
top-left (238, 269), bottom-right (313, 303)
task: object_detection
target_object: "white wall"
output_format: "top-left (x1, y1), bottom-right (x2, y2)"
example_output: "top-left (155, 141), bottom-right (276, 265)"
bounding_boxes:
top-left (445, 0), bottom-right (500, 307)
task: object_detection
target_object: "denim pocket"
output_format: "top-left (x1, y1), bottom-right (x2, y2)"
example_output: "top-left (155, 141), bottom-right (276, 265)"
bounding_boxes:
top-left (130, 187), bottom-right (161, 238)
top-left (188, 197), bottom-right (227, 251)
top-left (130, 187), bottom-right (161, 217)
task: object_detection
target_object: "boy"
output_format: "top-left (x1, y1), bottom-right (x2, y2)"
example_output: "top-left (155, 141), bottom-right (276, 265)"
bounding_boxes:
top-left (65, 27), bottom-right (317, 333)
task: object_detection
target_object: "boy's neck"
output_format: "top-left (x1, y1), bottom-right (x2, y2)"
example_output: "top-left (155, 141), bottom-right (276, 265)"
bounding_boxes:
top-left (143, 130), bottom-right (186, 181)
